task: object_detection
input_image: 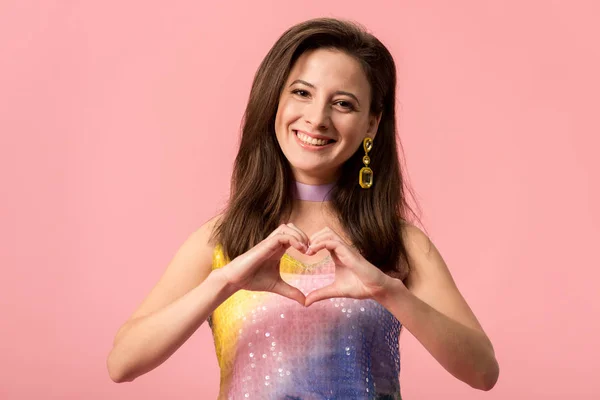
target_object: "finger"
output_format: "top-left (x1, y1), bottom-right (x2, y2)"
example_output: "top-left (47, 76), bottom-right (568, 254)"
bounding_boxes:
top-left (267, 224), bottom-right (305, 247)
top-left (308, 228), bottom-right (350, 254)
top-left (308, 225), bottom-right (339, 240)
top-left (307, 235), bottom-right (342, 255)
top-left (306, 230), bottom-right (336, 255)
top-left (307, 239), bottom-right (354, 262)
top-left (308, 227), bottom-right (329, 243)
top-left (255, 233), bottom-right (305, 261)
top-left (305, 284), bottom-right (342, 307)
top-left (275, 234), bottom-right (307, 254)
top-left (286, 223), bottom-right (309, 246)
top-left (307, 232), bottom-right (327, 249)
top-left (266, 224), bottom-right (290, 238)
top-left (270, 279), bottom-right (307, 306)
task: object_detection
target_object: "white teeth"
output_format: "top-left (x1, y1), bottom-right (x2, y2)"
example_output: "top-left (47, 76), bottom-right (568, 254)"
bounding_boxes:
top-left (295, 131), bottom-right (330, 146)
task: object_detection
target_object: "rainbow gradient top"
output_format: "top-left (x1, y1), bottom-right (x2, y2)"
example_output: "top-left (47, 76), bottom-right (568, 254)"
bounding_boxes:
top-left (208, 244), bottom-right (402, 399)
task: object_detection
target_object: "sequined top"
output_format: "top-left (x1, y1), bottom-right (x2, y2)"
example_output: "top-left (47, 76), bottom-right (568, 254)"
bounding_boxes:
top-left (208, 244), bottom-right (403, 399)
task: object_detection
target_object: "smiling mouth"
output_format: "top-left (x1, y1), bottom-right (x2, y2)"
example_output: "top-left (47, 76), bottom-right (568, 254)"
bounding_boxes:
top-left (294, 130), bottom-right (336, 147)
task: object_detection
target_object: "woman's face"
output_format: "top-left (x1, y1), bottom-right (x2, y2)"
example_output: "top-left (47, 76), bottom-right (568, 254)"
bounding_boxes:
top-left (274, 48), bottom-right (381, 184)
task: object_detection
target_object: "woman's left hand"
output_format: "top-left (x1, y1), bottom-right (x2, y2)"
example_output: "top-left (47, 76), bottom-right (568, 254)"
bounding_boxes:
top-left (304, 227), bottom-right (401, 307)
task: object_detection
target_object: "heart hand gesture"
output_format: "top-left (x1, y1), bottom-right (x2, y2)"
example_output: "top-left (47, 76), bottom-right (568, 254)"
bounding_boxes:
top-left (219, 223), bottom-right (309, 305)
top-left (303, 227), bottom-right (395, 307)
top-left (220, 224), bottom-right (398, 307)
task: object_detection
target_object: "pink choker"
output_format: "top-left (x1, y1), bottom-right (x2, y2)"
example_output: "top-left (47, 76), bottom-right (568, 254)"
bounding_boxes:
top-left (293, 181), bottom-right (335, 202)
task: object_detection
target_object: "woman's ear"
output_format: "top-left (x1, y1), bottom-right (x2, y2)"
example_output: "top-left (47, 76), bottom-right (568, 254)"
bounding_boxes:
top-left (367, 112), bottom-right (382, 140)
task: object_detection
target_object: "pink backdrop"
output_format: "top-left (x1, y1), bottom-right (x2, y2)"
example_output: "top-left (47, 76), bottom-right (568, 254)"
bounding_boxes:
top-left (1, 1), bottom-right (598, 399)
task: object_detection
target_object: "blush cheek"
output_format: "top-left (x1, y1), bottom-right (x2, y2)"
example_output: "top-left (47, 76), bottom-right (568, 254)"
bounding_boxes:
top-left (274, 108), bottom-right (296, 145)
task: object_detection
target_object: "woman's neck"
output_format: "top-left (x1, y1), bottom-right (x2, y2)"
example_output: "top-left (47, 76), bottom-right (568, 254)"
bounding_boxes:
top-left (293, 180), bottom-right (335, 202)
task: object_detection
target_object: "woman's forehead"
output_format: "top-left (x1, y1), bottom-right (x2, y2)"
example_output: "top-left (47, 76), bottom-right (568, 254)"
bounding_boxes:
top-left (287, 49), bottom-right (370, 95)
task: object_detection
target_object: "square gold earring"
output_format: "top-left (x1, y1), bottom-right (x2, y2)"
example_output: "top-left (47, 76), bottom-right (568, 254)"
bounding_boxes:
top-left (359, 137), bottom-right (373, 189)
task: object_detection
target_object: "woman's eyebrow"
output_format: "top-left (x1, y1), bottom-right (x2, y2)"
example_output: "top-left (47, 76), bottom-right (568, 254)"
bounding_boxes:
top-left (289, 79), bottom-right (360, 106)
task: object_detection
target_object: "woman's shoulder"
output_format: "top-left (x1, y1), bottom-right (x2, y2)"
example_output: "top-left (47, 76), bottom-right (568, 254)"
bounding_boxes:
top-left (195, 213), bottom-right (227, 269)
top-left (195, 212), bottom-right (224, 249)
top-left (179, 213), bottom-right (223, 271)
top-left (400, 222), bottom-right (434, 266)
top-left (394, 221), bottom-right (432, 280)
top-left (400, 222), bottom-right (431, 251)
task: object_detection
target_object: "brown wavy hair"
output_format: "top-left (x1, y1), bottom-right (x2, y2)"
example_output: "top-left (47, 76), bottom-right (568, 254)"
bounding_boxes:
top-left (212, 17), bottom-right (422, 279)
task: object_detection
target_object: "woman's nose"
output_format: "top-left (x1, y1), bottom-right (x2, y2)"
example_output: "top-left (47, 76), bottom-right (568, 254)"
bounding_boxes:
top-left (303, 102), bottom-right (331, 130)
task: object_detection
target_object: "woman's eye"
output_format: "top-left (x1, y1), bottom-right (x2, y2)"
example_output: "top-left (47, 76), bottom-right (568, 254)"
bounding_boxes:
top-left (292, 89), bottom-right (309, 97)
top-left (336, 101), bottom-right (355, 110)
top-left (291, 90), bottom-right (355, 111)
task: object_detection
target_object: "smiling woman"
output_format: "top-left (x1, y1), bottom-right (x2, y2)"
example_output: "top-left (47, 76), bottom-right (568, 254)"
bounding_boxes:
top-left (275, 49), bottom-right (378, 178)
top-left (107, 17), bottom-right (499, 399)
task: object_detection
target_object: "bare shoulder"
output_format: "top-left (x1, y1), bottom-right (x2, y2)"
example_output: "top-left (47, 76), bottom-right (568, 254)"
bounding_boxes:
top-left (190, 213), bottom-right (224, 259)
top-left (399, 222), bottom-right (446, 283)
top-left (170, 212), bottom-right (224, 274)
top-left (387, 222), bottom-right (431, 281)
top-left (125, 213), bottom-right (224, 322)
top-left (401, 222), bottom-right (433, 257)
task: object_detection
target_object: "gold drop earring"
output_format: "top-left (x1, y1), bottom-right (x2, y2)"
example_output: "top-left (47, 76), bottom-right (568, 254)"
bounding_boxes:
top-left (359, 137), bottom-right (373, 189)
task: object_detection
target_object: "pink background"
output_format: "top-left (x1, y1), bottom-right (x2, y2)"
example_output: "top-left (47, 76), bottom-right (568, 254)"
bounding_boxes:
top-left (1, 1), bottom-right (598, 399)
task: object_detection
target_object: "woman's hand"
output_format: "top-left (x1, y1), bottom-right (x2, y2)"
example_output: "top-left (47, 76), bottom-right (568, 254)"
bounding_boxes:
top-left (219, 223), bottom-right (309, 305)
top-left (304, 226), bottom-right (401, 307)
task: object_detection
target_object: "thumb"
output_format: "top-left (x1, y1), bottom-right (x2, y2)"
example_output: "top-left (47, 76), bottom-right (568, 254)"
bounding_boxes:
top-left (270, 279), bottom-right (306, 306)
top-left (305, 284), bottom-right (341, 307)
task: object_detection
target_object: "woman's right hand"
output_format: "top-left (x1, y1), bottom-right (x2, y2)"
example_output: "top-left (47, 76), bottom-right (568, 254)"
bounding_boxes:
top-left (219, 223), bottom-right (309, 305)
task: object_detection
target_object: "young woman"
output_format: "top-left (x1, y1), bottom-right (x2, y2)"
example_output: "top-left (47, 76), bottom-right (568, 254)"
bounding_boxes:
top-left (107, 17), bottom-right (499, 399)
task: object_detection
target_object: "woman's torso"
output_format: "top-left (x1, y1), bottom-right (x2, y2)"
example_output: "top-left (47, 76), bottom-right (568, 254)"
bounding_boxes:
top-left (208, 236), bottom-right (403, 399)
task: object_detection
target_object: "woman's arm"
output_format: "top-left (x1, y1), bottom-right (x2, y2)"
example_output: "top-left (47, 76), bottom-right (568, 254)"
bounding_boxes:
top-left (106, 216), bottom-right (234, 383)
top-left (374, 225), bottom-right (499, 391)
top-left (107, 268), bottom-right (234, 382)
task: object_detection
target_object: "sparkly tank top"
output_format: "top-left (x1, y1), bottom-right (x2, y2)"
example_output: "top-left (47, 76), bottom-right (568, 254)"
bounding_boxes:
top-left (208, 244), bottom-right (403, 399)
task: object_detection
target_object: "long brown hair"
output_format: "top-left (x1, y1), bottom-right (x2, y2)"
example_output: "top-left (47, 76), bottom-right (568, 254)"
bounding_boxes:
top-left (212, 18), bottom-right (422, 279)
